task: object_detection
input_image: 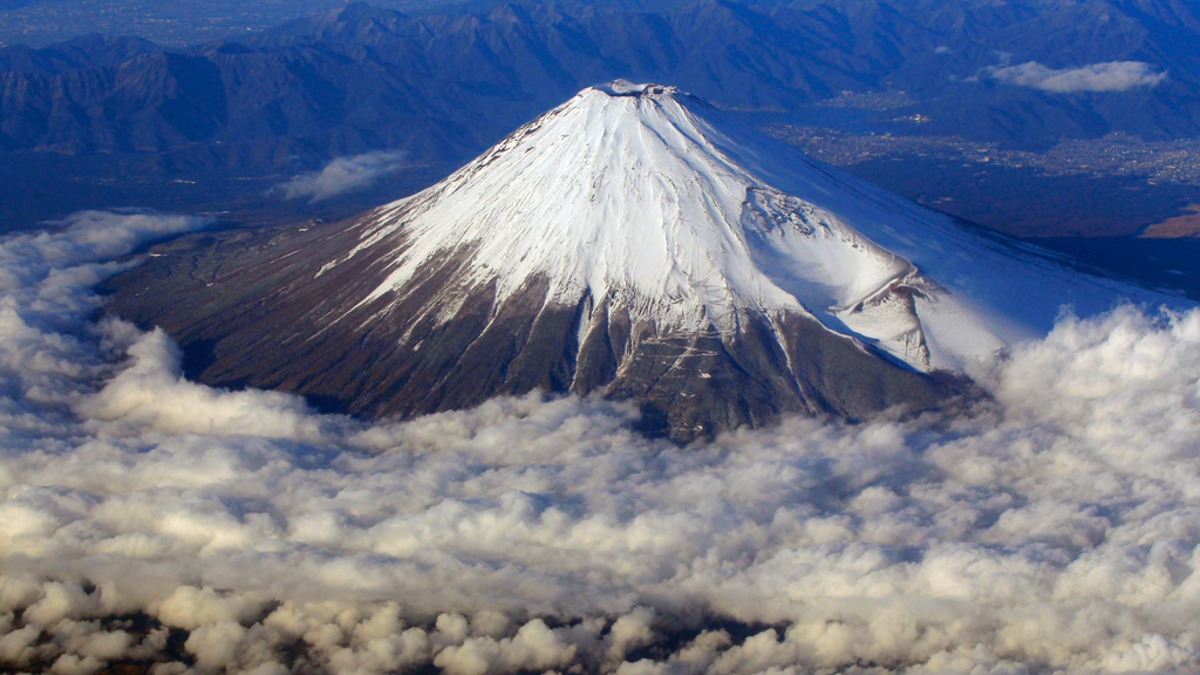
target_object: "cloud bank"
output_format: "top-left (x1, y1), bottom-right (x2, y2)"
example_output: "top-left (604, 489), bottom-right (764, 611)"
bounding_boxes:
top-left (271, 151), bottom-right (408, 203)
top-left (2, 211), bottom-right (1200, 673)
top-left (984, 60), bottom-right (1168, 93)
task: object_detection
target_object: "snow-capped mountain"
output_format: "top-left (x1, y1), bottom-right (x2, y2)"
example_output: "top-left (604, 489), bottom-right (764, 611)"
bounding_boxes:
top-left (107, 81), bottom-right (1180, 440)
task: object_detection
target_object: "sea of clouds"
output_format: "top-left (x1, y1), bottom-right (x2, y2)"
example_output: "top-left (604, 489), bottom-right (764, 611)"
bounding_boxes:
top-left (3, 211), bottom-right (1200, 673)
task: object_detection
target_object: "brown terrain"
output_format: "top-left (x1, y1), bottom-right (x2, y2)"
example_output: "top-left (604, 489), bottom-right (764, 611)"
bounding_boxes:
top-left (1141, 204), bottom-right (1200, 238)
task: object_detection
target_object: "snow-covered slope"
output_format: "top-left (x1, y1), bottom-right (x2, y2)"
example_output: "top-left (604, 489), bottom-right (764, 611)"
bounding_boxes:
top-left (319, 80), bottom-right (1169, 373)
top-left (336, 83), bottom-right (908, 334)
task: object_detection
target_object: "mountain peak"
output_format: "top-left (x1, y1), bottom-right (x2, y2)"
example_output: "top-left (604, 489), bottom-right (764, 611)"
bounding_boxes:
top-left (106, 83), bottom-right (1182, 440)
top-left (333, 80), bottom-right (925, 366)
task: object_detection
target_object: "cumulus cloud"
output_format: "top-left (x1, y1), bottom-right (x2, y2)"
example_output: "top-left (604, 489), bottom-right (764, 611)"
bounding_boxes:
top-left (984, 60), bottom-right (1168, 93)
top-left (3, 210), bottom-right (1200, 672)
top-left (271, 151), bottom-right (408, 203)
top-left (78, 327), bottom-right (331, 441)
top-left (0, 210), bottom-right (209, 417)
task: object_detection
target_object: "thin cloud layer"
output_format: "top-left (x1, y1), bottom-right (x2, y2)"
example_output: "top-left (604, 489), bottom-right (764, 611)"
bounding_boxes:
top-left (271, 151), bottom-right (409, 203)
top-left (2, 212), bottom-right (1200, 673)
top-left (984, 60), bottom-right (1168, 93)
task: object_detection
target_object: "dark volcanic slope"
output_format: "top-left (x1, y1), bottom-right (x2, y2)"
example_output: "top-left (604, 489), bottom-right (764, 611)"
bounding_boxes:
top-left (105, 217), bottom-right (954, 441)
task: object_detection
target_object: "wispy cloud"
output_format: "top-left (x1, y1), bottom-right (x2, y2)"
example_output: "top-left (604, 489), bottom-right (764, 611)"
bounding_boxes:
top-left (984, 60), bottom-right (1168, 93)
top-left (1, 211), bottom-right (1200, 672)
top-left (271, 151), bottom-right (408, 203)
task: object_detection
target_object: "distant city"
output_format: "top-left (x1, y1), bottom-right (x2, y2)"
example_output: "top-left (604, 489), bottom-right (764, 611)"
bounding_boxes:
top-left (0, 0), bottom-right (446, 46)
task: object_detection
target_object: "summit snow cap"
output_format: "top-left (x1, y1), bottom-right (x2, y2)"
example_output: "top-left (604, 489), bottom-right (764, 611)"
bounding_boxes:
top-left (321, 82), bottom-right (1179, 373)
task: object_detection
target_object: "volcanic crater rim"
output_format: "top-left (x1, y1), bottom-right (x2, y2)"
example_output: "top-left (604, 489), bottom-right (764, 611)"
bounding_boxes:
top-left (595, 79), bottom-right (677, 98)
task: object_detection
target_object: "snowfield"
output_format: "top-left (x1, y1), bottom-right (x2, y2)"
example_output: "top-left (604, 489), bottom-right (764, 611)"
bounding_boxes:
top-left (319, 80), bottom-right (1183, 374)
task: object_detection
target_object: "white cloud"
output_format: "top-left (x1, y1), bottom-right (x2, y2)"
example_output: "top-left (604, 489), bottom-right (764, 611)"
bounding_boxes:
top-left (271, 151), bottom-right (408, 203)
top-left (77, 327), bottom-right (331, 441)
top-left (984, 60), bottom-right (1168, 93)
top-left (2, 211), bottom-right (1200, 672)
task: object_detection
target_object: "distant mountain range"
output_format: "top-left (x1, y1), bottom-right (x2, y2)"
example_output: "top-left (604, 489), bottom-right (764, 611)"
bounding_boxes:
top-left (2, 0), bottom-right (1199, 167)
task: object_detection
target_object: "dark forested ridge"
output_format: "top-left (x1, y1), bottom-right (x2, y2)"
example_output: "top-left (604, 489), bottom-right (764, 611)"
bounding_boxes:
top-left (3, 0), bottom-right (1199, 158)
top-left (1, 0), bottom-right (1199, 237)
